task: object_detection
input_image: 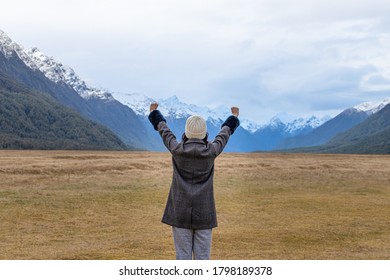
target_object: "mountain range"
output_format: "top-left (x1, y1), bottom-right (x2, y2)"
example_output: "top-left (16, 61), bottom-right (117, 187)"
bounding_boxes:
top-left (0, 65), bottom-right (126, 150)
top-left (277, 98), bottom-right (390, 150)
top-left (1, 30), bottom-right (150, 150)
top-left (1, 29), bottom-right (389, 153)
top-left (284, 103), bottom-right (390, 154)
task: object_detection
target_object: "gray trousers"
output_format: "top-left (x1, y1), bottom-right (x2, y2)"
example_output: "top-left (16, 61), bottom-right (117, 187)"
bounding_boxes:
top-left (172, 227), bottom-right (213, 260)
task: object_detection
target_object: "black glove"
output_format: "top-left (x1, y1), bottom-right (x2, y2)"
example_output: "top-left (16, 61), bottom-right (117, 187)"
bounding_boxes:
top-left (221, 116), bottom-right (240, 134)
top-left (148, 110), bottom-right (166, 130)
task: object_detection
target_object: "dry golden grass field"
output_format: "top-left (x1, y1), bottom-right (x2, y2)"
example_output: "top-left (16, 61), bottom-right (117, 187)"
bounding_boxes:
top-left (0, 150), bottom-right (389, 260)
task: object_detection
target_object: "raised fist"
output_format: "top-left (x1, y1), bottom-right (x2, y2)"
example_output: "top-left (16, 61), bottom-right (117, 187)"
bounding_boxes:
top-left (231, 107), bottom-right (239, 117)
top-left (150, 102), bottom-right (159, 112)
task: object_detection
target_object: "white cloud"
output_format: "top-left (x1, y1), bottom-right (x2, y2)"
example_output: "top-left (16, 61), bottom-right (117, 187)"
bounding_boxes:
top-left (3, 0), bottom-right (390, 123)
top-left (360, 73), bottom-right (390, 91)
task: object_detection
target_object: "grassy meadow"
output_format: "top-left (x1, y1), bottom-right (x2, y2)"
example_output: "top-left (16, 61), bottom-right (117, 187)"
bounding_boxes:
top-left (0, 150), bottom-right (389, 260)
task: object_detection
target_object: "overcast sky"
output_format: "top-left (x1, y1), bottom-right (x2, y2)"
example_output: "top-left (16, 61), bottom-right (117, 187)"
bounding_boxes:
top-left (3, 0), bottom-right (390, 123)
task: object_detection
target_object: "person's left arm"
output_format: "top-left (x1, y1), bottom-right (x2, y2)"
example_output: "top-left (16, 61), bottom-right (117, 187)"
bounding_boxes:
top-left (211, 107), bottom-right (240, 156)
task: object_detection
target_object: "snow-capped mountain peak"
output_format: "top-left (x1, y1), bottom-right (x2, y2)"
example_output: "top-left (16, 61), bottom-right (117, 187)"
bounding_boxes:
top-left (353, 97), bottom-right (390, 114)
top-left (157, 95), bottom-right (198, 118)
top-left (264, 112), bottom-right (330, 134)
top-left (159, 95), bottom-right (180, 107)
top-left (114, 92), bottom-right (263, 131)
top-left (0, 29), bottom-right (17, 57)
top-left (23, 47), bottom-right (114, 101)
top-left (240, 119), bottom-right (262, 132)
top-left (113, 92), bottom-right (156, 116)
top-left (158, 96), bottom-right (235, 123)
top-left (286, 115), bottom-right (330, 133)
top-left (115, 92), bottom-right (228, 120)
top-left (271, 112), bottom-right (297, 125)
top-left (24, 47), bottom-right (72, 83)
top-left (0, 30), bottom-right (39, 70)
top-left (1, 30), bottom-right (114, 101)
top-left (114, 92), bottom-right (215, 121)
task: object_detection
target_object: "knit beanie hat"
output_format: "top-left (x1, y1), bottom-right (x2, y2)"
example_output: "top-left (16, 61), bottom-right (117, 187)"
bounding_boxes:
top-left (185, 115), bottom-right (207, 139)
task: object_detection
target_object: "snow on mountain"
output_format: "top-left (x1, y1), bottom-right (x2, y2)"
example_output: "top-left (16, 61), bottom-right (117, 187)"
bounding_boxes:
top-left (286, 115), bottom-right (331, 134)
top-left (159, 95), bottom-right (212, 119)
top-left (114, 92), bottom-right (331, 133)
top-left (0, 30), bottom-right (15, 57)
top-left (113, 92), bottom-right (155, 116)
top-left (1, 29), bottom-right (328, 135)
top-left (114, 92), bottom-right (226, 120)
top-left (156, 95), bottom-right (231, 123)
top-left (1, 30), bottom-right (113, 101)
top-left (113, 92), bottom-right (263, 131)
top-left (22, 47), bottom-right (114, 101)
top-left (353, 97), bottom-right (390, 115)
top-left (265, 111), bottom-right (330, 134)
top-left (0, 30), bottom-right (39, 70)
top-left (271, 112), bottom-right (296, 125)
top-left (157, 96), bottom-right (256, 128)
top-left (1, 30), bottom-right (259, 133)
top-left (239, 119), bottom-right (262, 132)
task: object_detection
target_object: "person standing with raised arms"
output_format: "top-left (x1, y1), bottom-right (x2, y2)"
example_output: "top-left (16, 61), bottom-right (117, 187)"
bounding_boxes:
top-left (148, 102), bottom-right (240, 260)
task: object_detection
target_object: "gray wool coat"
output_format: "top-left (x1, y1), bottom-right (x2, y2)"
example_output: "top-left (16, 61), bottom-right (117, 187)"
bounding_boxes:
top-left (156, 121), bottom-right (233, 229)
